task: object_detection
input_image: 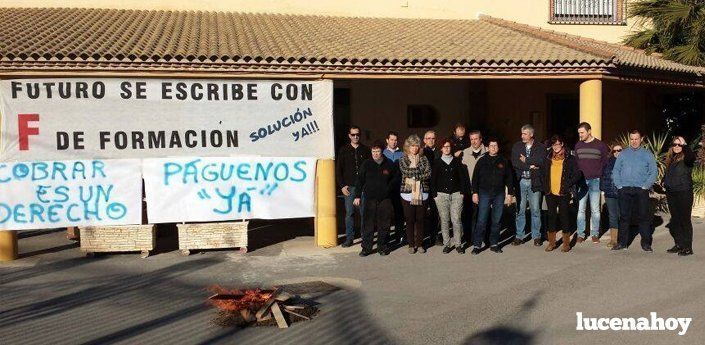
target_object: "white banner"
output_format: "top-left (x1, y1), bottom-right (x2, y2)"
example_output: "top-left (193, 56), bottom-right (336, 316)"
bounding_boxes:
top-left (143, 157), bottom-right (316, 223)
top-left (0, 159), bottom-right (143, 230)
top-left (0, 78), bottom-right (334, 162)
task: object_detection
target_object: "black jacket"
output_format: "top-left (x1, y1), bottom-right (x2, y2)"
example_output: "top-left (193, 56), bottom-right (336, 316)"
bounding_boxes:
top-left (600, 157), bottom-right (618, 198)
top-left (511, 140), bottom-right (547, 192)
top-left (450, 136), bottom-right (470, 156)
top-left (354, 157), bottom-right (399, 200)
top-left (663, 146), bottom-right (696, 192)
top-left (472, 154), bottom-right (514, 196)
top-left (542, 152), bottom-right (582, 196)
top-left (423, 146), bottom-right (441, 166)
top-left (336, 143), bottom-right (371, 189)
top-left (431, 156), bottom-right (470, 196)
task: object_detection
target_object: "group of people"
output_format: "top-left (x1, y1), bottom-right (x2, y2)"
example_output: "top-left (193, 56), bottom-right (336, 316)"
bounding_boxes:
top-left (335, 122), bottom-right (696, 257)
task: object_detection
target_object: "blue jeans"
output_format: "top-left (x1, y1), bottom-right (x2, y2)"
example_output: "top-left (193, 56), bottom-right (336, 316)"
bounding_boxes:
top-left (343, 186), bottom-right (364, 242)
top-left (474, 192), bottom-right (505, 248)
top-left (577, 178), bottom-right (601, 237)
top-left (515, 179), bottom-right (541, 240)
top-left (605, 197), bottom-right (619, 229)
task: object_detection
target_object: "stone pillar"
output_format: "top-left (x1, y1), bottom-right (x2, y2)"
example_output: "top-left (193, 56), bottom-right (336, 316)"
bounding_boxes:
top-left (580, 79), bottom-right (603, 139)
top-left (315, 159), bottom-right (338, 248)
top-left (0, 231), bottom-right (18, 261)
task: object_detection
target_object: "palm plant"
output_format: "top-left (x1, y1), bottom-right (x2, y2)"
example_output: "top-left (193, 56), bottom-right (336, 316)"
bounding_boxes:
top-left (692, 166), bottom-right (705, 202)
top-left (624, 0), bottom-right (705, 66)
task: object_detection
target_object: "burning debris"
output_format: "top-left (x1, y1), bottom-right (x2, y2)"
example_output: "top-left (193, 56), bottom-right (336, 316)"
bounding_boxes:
top-left (207, 285), bottom-right (318, 328)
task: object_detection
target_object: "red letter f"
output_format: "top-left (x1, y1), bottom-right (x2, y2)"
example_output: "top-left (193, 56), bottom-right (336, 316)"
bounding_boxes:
top-left (18, 114), bottom-right (40, 151)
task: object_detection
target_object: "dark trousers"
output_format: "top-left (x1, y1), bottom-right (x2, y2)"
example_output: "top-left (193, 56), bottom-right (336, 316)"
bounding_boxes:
top-left (362, 198), bottom-right (393, 252)
top-left (546, 194), bottom-right (571, 232)
top-left (473, 192), bottom-right (505, 248)
top-left (402, 199), bottom-right (426, 248)
top-left (666, 190), bottom-right (694, 250)
top-left (617, 187), bottom-right (652, 247)
top-left (391, 194), bottom-right (405, 239)
top-left (463, 195), bottom-right (478, 244)
top-left (425, 198), bottom-right (439, 244)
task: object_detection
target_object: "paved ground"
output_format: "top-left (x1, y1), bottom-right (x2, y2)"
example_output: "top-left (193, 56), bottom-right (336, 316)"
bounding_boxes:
top-left (1, 215), bottom-right (705, 345)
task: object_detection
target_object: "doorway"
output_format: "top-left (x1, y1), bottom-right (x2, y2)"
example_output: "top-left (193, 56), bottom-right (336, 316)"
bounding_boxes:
top-left (547, 94), bottom-right (579, 148)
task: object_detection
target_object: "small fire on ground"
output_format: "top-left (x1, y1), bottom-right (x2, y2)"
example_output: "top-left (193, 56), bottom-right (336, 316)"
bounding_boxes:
top-left (207, 285), bottom-right (318, 328)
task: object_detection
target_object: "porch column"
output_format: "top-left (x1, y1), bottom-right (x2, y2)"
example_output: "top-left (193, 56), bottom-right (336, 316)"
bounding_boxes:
top-left (579, 79), bottom-right (603, 139)
top-left (0, 231), bottom-right (18, 261)
top-left (315, 159), bottom-right (337, 248)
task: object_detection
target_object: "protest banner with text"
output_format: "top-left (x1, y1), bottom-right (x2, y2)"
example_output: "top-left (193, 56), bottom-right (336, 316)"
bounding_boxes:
top-left (0, 78), bottom-right (334, 162)
top-left (143, 156), bottom-right (316, 223)
top-left (0, 159), bottom-right (143, 230)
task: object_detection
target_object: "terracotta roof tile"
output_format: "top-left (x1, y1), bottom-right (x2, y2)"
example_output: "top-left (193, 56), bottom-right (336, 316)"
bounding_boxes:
top-left (0, 7), bottom-right (701, 81)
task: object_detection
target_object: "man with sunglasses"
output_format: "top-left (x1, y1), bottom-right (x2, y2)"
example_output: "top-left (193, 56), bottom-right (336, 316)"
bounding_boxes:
top-left (611, 129), bottom-right (657, 252)
top-left (336, 126), bottom-right (372, 247)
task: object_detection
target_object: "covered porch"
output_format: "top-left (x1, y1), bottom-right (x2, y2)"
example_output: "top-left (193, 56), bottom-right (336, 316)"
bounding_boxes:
top-left (0, 8), bottom-right (703, 260)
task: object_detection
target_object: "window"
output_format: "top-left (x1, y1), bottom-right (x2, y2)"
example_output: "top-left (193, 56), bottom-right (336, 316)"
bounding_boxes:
top-left (407, 105), bottom-right (439, 128)
top-left (550, 0), bottom-right (626, 25)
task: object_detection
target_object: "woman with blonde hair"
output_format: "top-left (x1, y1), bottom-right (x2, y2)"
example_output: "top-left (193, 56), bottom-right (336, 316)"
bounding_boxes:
top-left (663, 136), bottom-right (696, 256)
top-left (399, 134), bottom-right (432, 253)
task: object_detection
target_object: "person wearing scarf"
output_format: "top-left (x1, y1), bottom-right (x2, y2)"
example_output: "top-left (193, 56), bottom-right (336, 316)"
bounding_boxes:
top-left (543, 135), bottom-right (582, 252)
top-left (399, 134), bottom-right (432, 253)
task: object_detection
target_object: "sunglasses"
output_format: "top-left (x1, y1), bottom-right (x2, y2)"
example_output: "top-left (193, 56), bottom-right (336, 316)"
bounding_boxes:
top-left (349, 133), bottom-right (360, 137)
top-left (672, 143), bottom-right (685, 148)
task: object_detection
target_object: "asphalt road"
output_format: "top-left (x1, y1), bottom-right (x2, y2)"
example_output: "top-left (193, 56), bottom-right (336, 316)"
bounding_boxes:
top-left (1, 216), bottom-right (703, 345)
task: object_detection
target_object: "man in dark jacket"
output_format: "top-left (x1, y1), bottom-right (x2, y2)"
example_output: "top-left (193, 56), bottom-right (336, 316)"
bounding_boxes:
top-left (423, 130), bottom-right (442, 245)
top-left (510, 124), bottom-right (547, 246)
top-left (354, 141), bottom-right (399, 256)
top-left (336, 125), bottom-right (372, 247)
top-left (471, 139), bottom-right (514, 254)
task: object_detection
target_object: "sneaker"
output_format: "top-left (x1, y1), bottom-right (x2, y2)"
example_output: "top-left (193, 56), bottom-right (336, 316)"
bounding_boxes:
top-left (533, 239), bottom-right (543, 246)
top-left (419, 247), bottom-right (427, 254)
top-left (678, 248), bottom-right (693, 256)
top-left (591, 236), bottom-right (600, 244)
top-left (442, 246), bottom-right (453, 254)
top-left (666, 245), bottom-right (682, 254)
top-left (641, 245), bottom-right (653, 252)
top-left (359, 250), bottom-right (371, 257)
top-left (456, 247), bottom-right (465, 254)
top-left (490, 246), bottom-right (503, 253)
top-left (379, 248), bottom-right (389, 256)
top-left (408, 247), bottom-right (417, 254)
top-left (511, 238), bottom-right (522, 246)
top-left (341, 240), bottom-right (353, 248)
top-left (471, 248), bottom-right (481, 255)
top-left (577, 236), bottom-right (586, 244)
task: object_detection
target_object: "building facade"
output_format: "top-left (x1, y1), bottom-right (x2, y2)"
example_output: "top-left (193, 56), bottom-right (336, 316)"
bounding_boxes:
top-left (0, 2), bottom-right (702, 259)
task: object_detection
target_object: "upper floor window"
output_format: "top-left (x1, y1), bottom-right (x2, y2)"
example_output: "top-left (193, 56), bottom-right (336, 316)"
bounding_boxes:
top-left (549, 0), bottom-right (626, 25)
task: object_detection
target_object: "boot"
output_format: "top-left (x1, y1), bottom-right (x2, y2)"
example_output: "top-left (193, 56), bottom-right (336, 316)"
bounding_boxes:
top-left (545, 231), bottom-right (557, 252)
top-left (561, 232), bottom-right (571, 252)
top-left (607, 228), bottom-right (618, 248)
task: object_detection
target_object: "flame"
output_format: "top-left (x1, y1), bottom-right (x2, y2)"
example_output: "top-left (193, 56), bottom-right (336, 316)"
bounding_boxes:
top-left (207, 285), bottom-right (274, 311)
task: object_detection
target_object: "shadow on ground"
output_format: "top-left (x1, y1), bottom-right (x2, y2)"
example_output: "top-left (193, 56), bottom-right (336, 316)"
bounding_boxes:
top-left (462, 291), bottom-right (542, 345)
